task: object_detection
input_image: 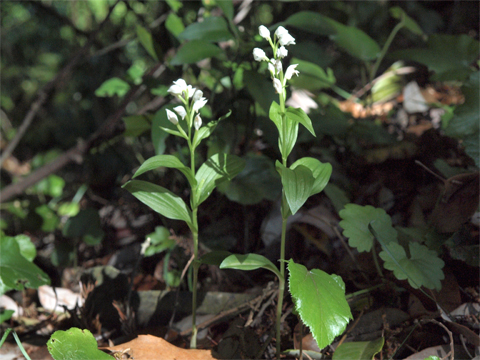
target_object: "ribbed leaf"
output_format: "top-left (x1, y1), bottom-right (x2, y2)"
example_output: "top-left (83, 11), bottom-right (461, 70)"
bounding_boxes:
top-left (291, 157), bottom-right (332, 196)
top-left (133, 155), bottom-right (195, 187)
top-left (220, 253), bottom-right (282, 279)
top-left (276, 162), bottom-right (314, 215)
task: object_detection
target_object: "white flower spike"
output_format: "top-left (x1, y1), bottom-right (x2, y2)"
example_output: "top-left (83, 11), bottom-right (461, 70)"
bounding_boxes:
top-left (268, 61), bottom-right (275, 77)
top-left (253, 48), bottom-right (267, 62)
top-left (273, 78), bottom-right (283, 94)
top-left (275, 26), bottom-right (295, 46)
top-left (192, 90), bottom-right (203, 102)
top-left (259, 25), bottom-right (270, 40)
top-left (277, 46), bottom-right (288, 58)
top-left (275, 59), bottom-right (282, 75)
top-left (168, 79), bottom-right (188, 96)
top-left (193, 97), bottom-right (208, 113)
top-left (285, 64), bottom-right (299, 80)
top-left (166, 109), bottom-right (179, 125)
top-left (173, 106), bottom-right (187, 120)
top-left (194, 114), bottom-right (202, 130)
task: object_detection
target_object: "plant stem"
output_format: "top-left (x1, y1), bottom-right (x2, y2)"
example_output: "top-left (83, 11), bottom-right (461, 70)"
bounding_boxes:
top-left (276, 211), bottom-right (288, 359)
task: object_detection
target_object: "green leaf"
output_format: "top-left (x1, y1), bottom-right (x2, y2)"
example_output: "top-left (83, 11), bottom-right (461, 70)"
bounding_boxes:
top-left (286, 107), bottom-right (316, 137)
top-left (269, 101), bottom-right (283, 135)
top-left (276, 162), bottom-right (314, 215)
top-left (288, 259), bottom-right (352, 350)
top-left (339, 204), bottom-right (397, 253)
top-left (324, 183), bottom-right (351, 214)
top-left (165, 13), bottom-right (184, 38)
top-left (217, 0), bottom-right (233, 20)
top-left (133, 154), bottom-right (196, 187)
top-left (62, 208), bottom-right (104, 241)
top-left (290, 58), bottom-right (336, 91)
top-left (178, 16), bottom-right (233, 43)
top-left (95, 77), bottom-right (130, 98)
top-left (244, 70), bottom-right (277, 114)
top-left (195, 153), bottom-right (246, 206)
top-left (144, 226), bottom-right (176, 257)
top-left (122, 114), bottom-right (152, 137)
top-left (170, 40), bottom-right (223, 65)
top-left (47, 327), bottom-right (113, 360)
top-left (333, 338), bottom-right (384, 360)
top-left (389, 7), bottom-right (425, 36)
top-left (278, 115), bottom-right (299, 160)
top-left (0, 236), bottom-right (50, 292)
top-left (284, 11), bottom-right (380, 61)
top-left (291, 157), bottom-right (332, 196)
top-left (136, 25), bottom-right (160, 61)
top-left (166, 0), bottom-right (182, 12)
top-left (0, 309), bottom-right (14, 323)
top-left (122, 180), bottom-right (193, 228)
top-left (199, 250), bottom-right (232, 266)
top-left (152, 105), bottom-right (178, 155)
top-left (220, 253), bottom-right (282, 280)
top-left (192, 110), bottom-right (232, 150)
top-left (392, 35), bottom-right (479, 81)
top-left (379, 240), bottom-right (445, 290)
top-left (218, 154), bottom-right (282, 205)
top-left (13, 234), bottom-right (36, 262)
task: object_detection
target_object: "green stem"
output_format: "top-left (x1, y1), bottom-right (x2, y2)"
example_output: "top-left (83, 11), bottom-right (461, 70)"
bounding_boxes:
top-left (371, 245), bottom-right (384, 279)
top-left (276, 207), bottom-right (288, 359)
top-left (369, 19), bottom-right (405, 82)
top-left (190, 221), bottom-right (199, 349)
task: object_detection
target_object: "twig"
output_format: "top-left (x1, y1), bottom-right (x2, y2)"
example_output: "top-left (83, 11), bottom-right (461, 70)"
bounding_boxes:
top-left (420, 319), bottom-right (454, 360)
top-left (0, 0), bottom-right (121, 168)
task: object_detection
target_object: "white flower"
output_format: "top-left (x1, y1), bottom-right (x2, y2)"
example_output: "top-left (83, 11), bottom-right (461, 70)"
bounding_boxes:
top-left (273, 78), bottom-right (283, 94)
top-left (186, 85), bottom-right (196, 98)
top-left (259, 25), bottom-right (270, 40)
top-left (285, 64), bottom-right (300, 80)
top-left (168, 79), bottom-right (188, 96)
top-left (193, 97), bottom-right (208, 112)
top-left (268, 62), bottom-right (275, 77)
top-left (166, 109), bottom-right (179, 125)
top-left (277, 46), bottom-right (288, 58)
top-left (275, 26), bottom-right (295, 46)
top-left (194, 114), bottom-right (202, 130)
top-left (275, 59), bottom-right (282, 75)
top-left (173, 106), bottom-right (187, 120)
top-left (192, 90), bottom-right (203, 102)
top-left (253, 48), bottom-right (267, 62)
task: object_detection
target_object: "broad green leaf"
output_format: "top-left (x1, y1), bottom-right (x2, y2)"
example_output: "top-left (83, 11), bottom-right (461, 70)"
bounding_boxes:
top-left (133, 154), bottom-right (196, 187)
top-left (178, 16), bottom-right (233, 43)
top-left (276, 162), bottom-right (314, 215)
top-left (0, 309), bottom-right (14, 323)
top-left (95, 77), bottom-right (130, 97)
top-left (144, 226), bottom-right (176, 257)
top-left (192, 110), bottom-right (232, 150)
top-left (284, 11), bottom-right (380, 61)
top-left (152, 105), bottom-right (178, 155)
top-left (13, 234), bottom-right (36, 262)
top-left (291, 157), bottom-right (332, 196)
top-left (333, 338), bottom-right (384, 360)
top-left (279, 117), bottom-right (299, 160)
top-left (33, 174), bottom-right (65, 198)
top-left (195, 153), bottom-right (245, 206)
top-left (288, 260), bottom-right (352, 350)
top-left (166, 0), bottom-right (182, 12)
top-left (379, 241), bottom-right (445, 290)
top-left (269, 101), bottom-right (283, 135)
top-left (0, 237), bottom-right (50, 292)
top-left (136, 25), bottom-right (159, 61)
top-left (392, 35), bottom-right (479, 81)
top-left (199, 251), bottom-right (232, 266)
top-left (389, 7), bottom-right (425, 36)
top-left (445, 71), bottom-right (479, 138)
top-left (170, 40), bottom-right (223, 65)
top-left (339, 204), bottom-right (397, 252)
top-left (290, 58), bottom-right (336, 91)
top-left (218, 154), bottom-right (282, 205)
top-left (217, 0), bottom-right (233, 20)
top-left (165, 13), bottom-right (184, 38)
top-left (123, 180), bottom-right (193, 228)
top-left (47, 328), bottom-right (113, 360)
top-left (220, 253), bottom-right (282, 279)
top-left (122, 114), bottom-right (152, 137)
top-left (286, 107), bottom-right (316, 137)
top-left (244, 70), bottom-right (277, 114)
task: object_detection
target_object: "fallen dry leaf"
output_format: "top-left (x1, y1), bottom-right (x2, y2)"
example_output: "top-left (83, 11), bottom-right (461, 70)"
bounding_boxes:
top-left (103, 334), bottom-right (217, 360)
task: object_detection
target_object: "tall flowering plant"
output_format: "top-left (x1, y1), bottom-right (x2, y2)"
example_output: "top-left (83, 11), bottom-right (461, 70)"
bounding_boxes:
top-left (123, 79), bottom-right (245, 348)
top-left (221, 26), bottom-right (352, 357)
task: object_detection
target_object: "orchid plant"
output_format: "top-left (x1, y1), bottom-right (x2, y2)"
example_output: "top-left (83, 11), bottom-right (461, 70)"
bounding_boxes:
top-left (123, 79), bottom-right (245, 348)
top-left (220, 26), bottom-right (352, 357)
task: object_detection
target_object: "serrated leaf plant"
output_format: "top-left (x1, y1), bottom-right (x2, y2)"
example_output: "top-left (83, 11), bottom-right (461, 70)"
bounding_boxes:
top-left (220, 25), bottom-right (352, 358)
top-left (123, 79), bottom-right (245, 348)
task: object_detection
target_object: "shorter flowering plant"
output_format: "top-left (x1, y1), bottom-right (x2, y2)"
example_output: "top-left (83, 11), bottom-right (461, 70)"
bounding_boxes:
top-left (123, 78), bottom-right (245, 348)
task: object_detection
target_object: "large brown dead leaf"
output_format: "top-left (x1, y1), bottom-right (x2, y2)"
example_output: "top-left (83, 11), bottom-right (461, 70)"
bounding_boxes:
top-left (103, 335), bottom-right (217, 360)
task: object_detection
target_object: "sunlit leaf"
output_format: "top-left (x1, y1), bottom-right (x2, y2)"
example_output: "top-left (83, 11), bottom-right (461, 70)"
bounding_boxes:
top-left (291, 157), bottom-right (332, 196)
top-left (47, 328), bottom-right (113, 360)
top-left (178, 16), bottom-right (233, 42)
top-left (144, 226), bottom-right (176, 257)
top-left (339, 204), bottom-right (397, 252)
top-left (276, 162), bottom-right (314, 215)
top-left (133, 154), bottom-right (195, 187)
top-left (95, 77), bottom-right (130, 97)
top-left (123, 180), bottom-right (193, 228)
top-left (333, 338), bottom-right (384, 360)
top-left (220, 253), bottom-right (282, 279)
top-left (136, 25), bottom-right (160, 61)
top-left (165, 13), bottom-right (184, 38)
top-left (288, 260), bottom-right (352, 350)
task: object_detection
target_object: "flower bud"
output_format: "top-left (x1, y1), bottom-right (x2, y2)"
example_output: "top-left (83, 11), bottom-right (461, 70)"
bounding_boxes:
top-left (273, 78), bottom-right (283, 94)
top-left (268, 62), bottom-right (275, 77)
top-left (285, 64), bottom-right (299, 80)
top-left (275, 59), bottom-right (282, 75)
top-left (166, 109), bottom-right (179, 125)
top-left (173, 106), bottom-right (187, 120)
top-left (259, 25), bottom-right (270, 40)
top-left (277, 46), bottom-right (288, 58)
top-left (168, 79), bottom-right (188, 96)
top-left (192, 90), bottom-right (203, 102)
top-left (193, 97), bottom-right (208, 112)
top-left (253, 48), bottom-right (267, 62)
top-left (194, 114), bottom-right (202, 130)
top-left (275, 26), bottom-right (295, 46)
